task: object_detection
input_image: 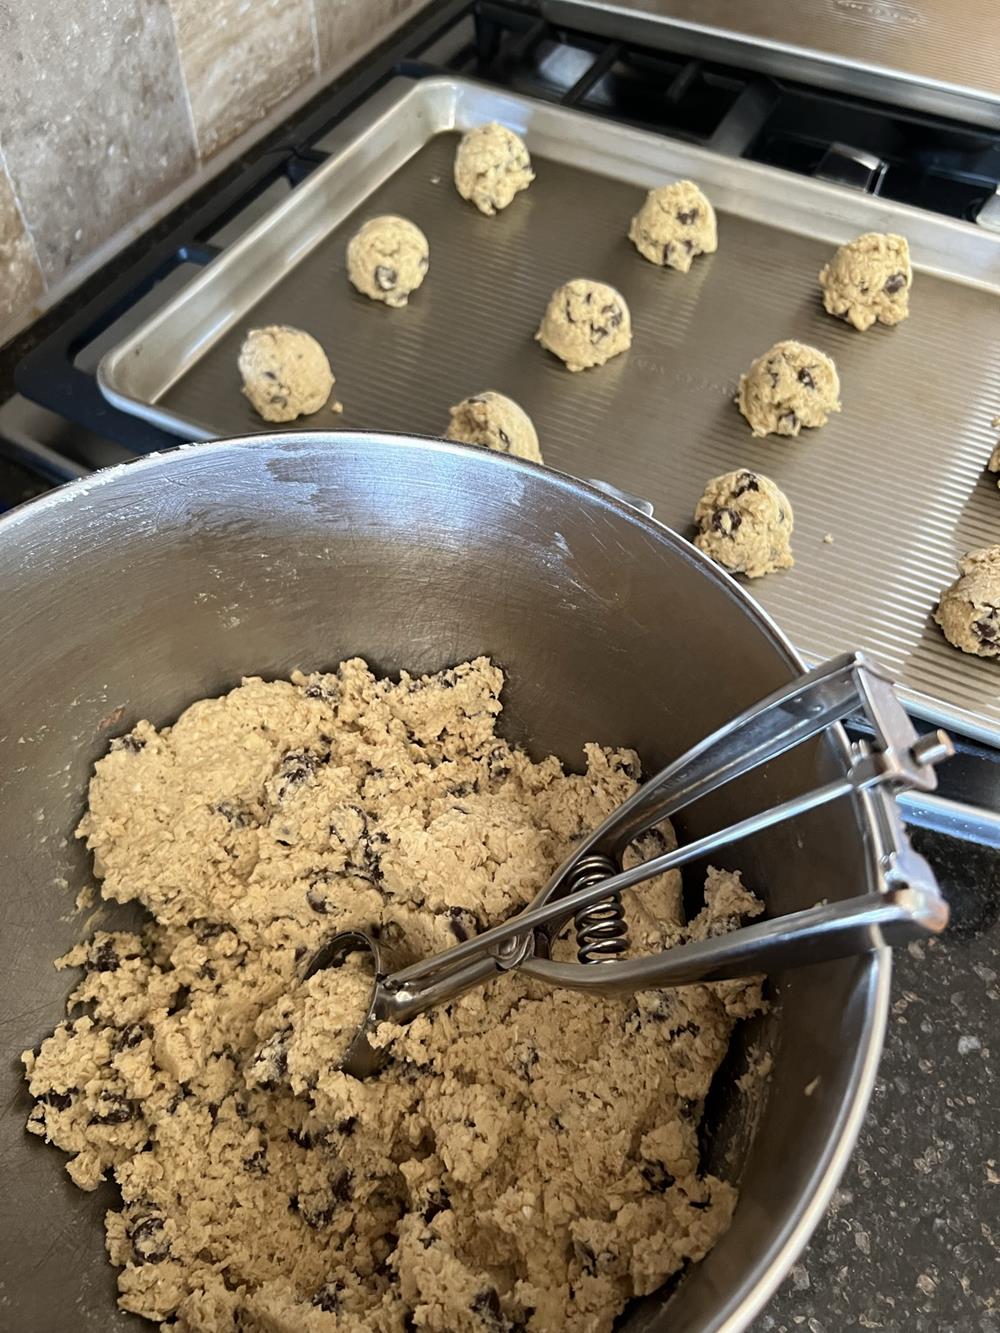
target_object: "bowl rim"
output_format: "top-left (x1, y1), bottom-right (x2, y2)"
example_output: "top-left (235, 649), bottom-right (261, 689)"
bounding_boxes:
top-left (0, 429), bottom-right (891, 1332)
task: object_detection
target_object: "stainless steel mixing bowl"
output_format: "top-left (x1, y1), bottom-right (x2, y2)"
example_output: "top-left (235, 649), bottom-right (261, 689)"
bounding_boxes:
top-left (0, 433), bottom-right (888, 1332)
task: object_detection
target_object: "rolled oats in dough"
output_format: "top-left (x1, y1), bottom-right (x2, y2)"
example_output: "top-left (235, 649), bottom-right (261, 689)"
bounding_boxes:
top-left (934, 545), bottom-right (1000, 658)
top-left (536, 278), bottom-right (632, 372)
top-left (445, 391), bottom-right (542, 463)
top-left (737, 339), bottom-right (841, 438)
top-left (453, 123), bottom-right (534, 216)
top-left (23, 658), bottom-right (765, 1333)
top-left (818, 232), bottom-right (912, 332)
top-left (347, 215), bottom-right (429, 308)
top-left (238, 326), bottom-right (335, 423)
top-left (628, 180), bottom-right (717, 273)
top-left (694, 469), bottom-right (794, 579)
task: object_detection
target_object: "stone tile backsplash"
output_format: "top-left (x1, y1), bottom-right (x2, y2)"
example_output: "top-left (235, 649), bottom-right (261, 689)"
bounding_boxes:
top-left (0, 0), bottom-right (430, 345)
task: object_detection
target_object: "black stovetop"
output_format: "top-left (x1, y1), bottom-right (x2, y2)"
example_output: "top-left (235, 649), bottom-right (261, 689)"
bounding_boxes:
top-left (0, 3), bottom-right (997, 1329)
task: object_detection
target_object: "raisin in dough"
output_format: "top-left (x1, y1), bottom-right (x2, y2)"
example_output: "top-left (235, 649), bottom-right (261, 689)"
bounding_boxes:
top-left (453, 122), bottom-right (534, 216)
top-left (934, 546), bottom-right (1000, 658)
top-left (238, 326), bottom-right (334, 423)
top-left (694, 469), bottom-right (794, 578)
top-left (628, 180), bottom-right (717, 273)
top-left (23, 657), bottom-right (765, 1333)
top-left (819, 232), bottom-right (912, 332)
top-left (347, 215), bottom-right (429, 308)
top-left (536, 279), bottom-right (632, 372)
top-left (737, 339), bottom-right (841, 438)
top-left (445, 391), bottom-right (542, 463)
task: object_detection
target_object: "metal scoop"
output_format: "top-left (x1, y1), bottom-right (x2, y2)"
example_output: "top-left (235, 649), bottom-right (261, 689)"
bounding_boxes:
top-left (304, 652), bottom-right (952, 1078)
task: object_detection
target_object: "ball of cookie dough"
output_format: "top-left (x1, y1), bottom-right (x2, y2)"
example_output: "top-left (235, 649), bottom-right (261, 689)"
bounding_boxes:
top-left (737, 339), bottom-right (841, 438)
top-left (238, 325), bottom-right (334, 423)
top-left (445, 391), bottom-right (542, 462)
top-left (346, 215), bottom-right (429, 308)
top-left (934, 545), bottom-right (1000, 658)
top-left (693, 469), bottom-right (794, 578)
top-left (819, 232), bottom-right (911, 332)
top-left (628, 179), bottom-right (717, 273)
top-left (453, 122), bottom-right (534, 216)
top-left (536, 278), bottom-right (632, 372)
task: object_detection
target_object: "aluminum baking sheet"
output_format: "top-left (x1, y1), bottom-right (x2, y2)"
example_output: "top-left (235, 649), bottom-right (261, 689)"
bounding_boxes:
top-left (98, 75), bottom-right (1000, 745)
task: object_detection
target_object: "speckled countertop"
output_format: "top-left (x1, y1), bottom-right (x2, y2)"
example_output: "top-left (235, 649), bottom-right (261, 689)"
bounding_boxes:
top-left (754, 828), bottom-right (1000, 1333)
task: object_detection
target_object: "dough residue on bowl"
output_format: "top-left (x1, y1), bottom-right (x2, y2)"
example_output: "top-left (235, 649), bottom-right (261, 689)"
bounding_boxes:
top-left (22, 658), bottom-right (764, 1333)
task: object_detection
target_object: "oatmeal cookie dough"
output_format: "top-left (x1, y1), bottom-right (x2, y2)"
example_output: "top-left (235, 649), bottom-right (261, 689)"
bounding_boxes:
top-left (934, 545), bottom-right (1000, 658)
top-left (24, 658), bottom-right (764, 1333)
top-left (453, 122), bottom-right (534, 216)
top-left (347, 215), bottom-right (429, 307)
top-left (536, 278), bottom-right (632, 372)
top-left (737, 339), bottom-right (841, 438)
top-left (238, 326), bottom-right (335, 423)
top-left (819, 232), bottom-right (912, 331)
top-left (445, 390), bottom-right (542, 462)
top-left (628, 180), bottom-right (717, 273)
top-left (694, 469), bottom-right (794, 578)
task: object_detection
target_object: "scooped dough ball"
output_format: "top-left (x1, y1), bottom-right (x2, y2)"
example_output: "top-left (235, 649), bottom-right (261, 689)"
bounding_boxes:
top-left (819, 232), bottom-right (912, 331)
top-left (934, 546), bottom-right (1000, 658)
top-left (248, 955), bottom-right (374, 1095)
top-left (238, 325), bottom-right (334, 422)
top-left (694, 469), bottom-right (794, 578)
top-left (445, 391), bottom-right (542, 462)
top-left (628, 180), bottom-right (717, 273)
top-left (737, 339), bottom-right (841, 438)
top-left (346, 215), bottom-right (429, 307)
top-left (536, 278), bottom-right (632, 372)
top-left (453, 122), bottom-right (534, 216)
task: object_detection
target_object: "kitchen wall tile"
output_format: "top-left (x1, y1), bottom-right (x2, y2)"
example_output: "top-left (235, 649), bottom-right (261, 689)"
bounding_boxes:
top-left (314, 0), bottom-right (431, 75)
top-left (0, 0), bottom-right (197, 287)
top-left (169, 0), bottom-right (317, 160)
top-left (0, 152), bottom-right (44, 339)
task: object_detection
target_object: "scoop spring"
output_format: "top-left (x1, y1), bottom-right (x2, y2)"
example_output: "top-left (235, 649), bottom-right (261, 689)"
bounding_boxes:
top-left (570, 853), bottom-right (629, 964)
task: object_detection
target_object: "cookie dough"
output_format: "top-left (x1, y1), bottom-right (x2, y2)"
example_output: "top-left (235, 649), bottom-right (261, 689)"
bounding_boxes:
top-left (238, 326), bottom-right (334, 423)
top-left (693, 469), bottom-right (794, 578)
top-left (737, 339), bottom-right (841, 438)
top-left (347, 215), bottom-right (429, 307)
top-left (23, 658), bottom-right (765, 1333)
top-left (934, 546), bottom-right (1000, 658)
top-left (536, 279), bottom-right (632, 372)
top-left (819, 232), bottom-right (912, 331)
top-left (453, 123), bottom-right (534, 216)
top-left (628, 180), bottom-right (717, 273)
top-left (445, 391), bottom-right (542, 462)
top-left (248, 954), bottom-right (374, 1094)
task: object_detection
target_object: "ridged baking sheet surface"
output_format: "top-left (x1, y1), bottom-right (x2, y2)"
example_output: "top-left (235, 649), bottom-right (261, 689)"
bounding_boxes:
top-left (99, 80), bottom-right (1000, 742)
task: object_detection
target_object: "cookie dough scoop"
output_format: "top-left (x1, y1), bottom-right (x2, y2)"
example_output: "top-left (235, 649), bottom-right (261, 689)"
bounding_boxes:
top-left (303, 655), bottom-right (951, 1078)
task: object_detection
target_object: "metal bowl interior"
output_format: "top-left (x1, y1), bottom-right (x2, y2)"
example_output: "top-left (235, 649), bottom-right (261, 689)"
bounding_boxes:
top-left (0, 434), bottom-right (888, 1332)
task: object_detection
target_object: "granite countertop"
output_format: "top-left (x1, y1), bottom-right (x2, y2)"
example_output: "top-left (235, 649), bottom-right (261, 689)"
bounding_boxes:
top-left (755, 827), bottom-right (1000, 1333)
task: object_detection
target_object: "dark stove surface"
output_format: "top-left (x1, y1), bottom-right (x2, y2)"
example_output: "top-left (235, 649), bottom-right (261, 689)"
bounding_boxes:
top-left (0, 3), bottom-right (998, 1330)
top-left (0, 450), bottom-right (55, 513)
top-left (458, 3), bottom-right (1000, 220)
